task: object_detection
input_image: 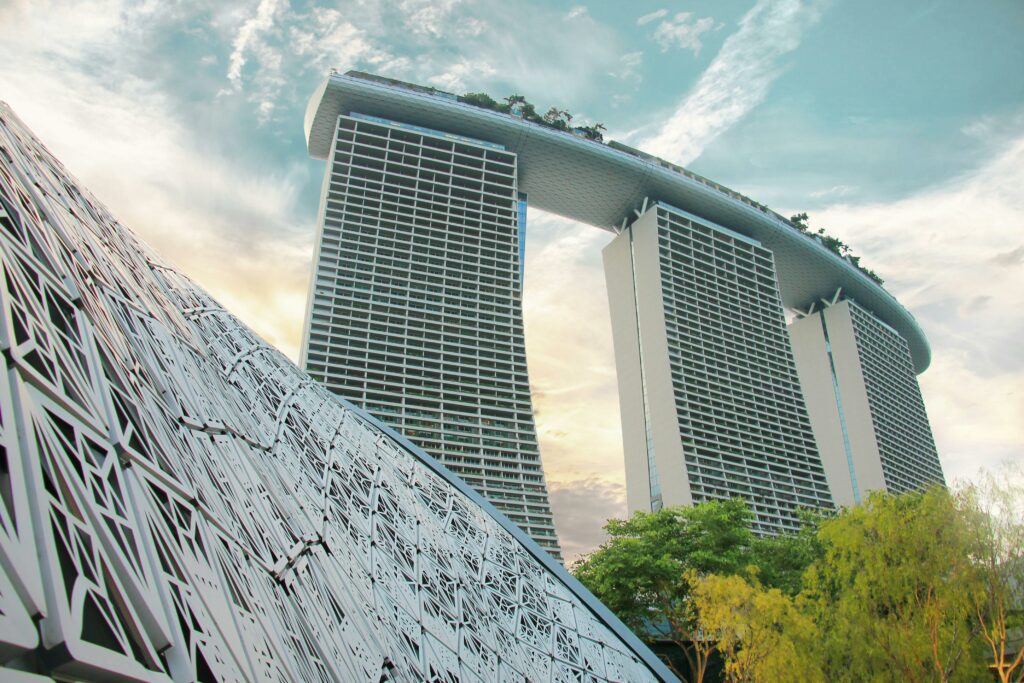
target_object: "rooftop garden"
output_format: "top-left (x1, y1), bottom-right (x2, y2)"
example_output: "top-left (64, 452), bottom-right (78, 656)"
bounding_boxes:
top-left (343, 71), bottom-right (886, 288)
top-left (459, 92), bottom-right (608, 141)
top-left (789, 213), bottom-right (884, 286)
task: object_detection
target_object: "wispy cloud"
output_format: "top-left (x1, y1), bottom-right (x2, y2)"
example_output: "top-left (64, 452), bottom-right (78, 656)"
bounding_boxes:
top-left (610, 51), bottom-right (644, 85)
top-left (564, 5), bottom-right (589, 21)
top-left (637, 8), bottom-right (668, 26)
top-left (226, 0), bottom-right (282, 85)
top-left (651, 11), bottom-right (716, 55)
top-left (810, 184), bottom-right (857, 198)
top-left (0, 0), bottom-right (314, 357)
top-left (640, 0), bottom-right (828, 164)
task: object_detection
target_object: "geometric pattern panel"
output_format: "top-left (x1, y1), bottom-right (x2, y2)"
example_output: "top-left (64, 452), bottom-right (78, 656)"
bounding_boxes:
top-left (0, 103), bottom-right (669, 681)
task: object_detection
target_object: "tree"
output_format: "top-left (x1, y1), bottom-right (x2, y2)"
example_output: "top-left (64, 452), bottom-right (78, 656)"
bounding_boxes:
top-left (958, 473), bottom-right (1024, 683)
top-left (573, 499), bottom-right (756, 682)
top-left (461, 92), bottom-right (498, 110)
top-left (576, 122), bottom-right (607, 141)
top-left (542, 107), bottom-right (573, 131)
top-left (801, 487), bottom-right (985, 683)
top-left (750, 510), bottom-right (824, 597)
top-left (693, 572), bottom-right (822, 682)
top-left (789, 212), bottom-right (810, 232)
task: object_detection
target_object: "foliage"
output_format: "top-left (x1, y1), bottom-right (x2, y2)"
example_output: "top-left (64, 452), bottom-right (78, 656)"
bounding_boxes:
top-left (749, 510), bottom-right (824, 597)
top-left (801, 487), bottom-right (985, 682)
top-left (577, 483), bottom-right (1024, 683)
top-left (459, 91), bottom-right (605, 140)
top-left (573, 499), bottom-right (755, 681)
top-left (788, 212), bottom-right (885, 286)
top-left (958, 473), bottom-right (1024, 683)
top-left (573, 499), bottom-right (824, 681)
top-left (693, 572), bottom-right (822, 682)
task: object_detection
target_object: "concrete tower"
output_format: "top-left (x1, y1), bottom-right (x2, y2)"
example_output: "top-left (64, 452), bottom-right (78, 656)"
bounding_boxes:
top-left (604, 202), bottom-right (835, 533)
top-left (299, 110), bottom-right (561, 557)
top-left (789, 295), bottom-right (945, 507)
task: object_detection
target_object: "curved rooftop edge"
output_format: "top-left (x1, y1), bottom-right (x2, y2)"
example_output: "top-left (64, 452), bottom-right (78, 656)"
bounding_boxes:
top-left (305, 72), bottom-right (931, 373)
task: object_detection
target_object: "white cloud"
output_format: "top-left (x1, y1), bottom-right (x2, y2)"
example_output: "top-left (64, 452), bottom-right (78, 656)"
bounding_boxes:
top-left (427, 59), bottom-right (498, 92)
top-left (640, 0), bottom-right (828, 165)
top-left (637, 8), bottom-right (668, 26)
top-left (564, 5), bottom-right (589, 21)
top-left (651, 11), bottom-right (716, 55)
top-left (399, 0), bottom-right (465, 37)
top-left (226, 0), bottom-right (283, 85)
top-left (610, 51), bottom-right (643, 85)
top-left (0, 0), bottom-right (314, 358)
top-left (810, 184), bottom-right (856, 198)
top-left (811, 132), bottom-right (1024, 486)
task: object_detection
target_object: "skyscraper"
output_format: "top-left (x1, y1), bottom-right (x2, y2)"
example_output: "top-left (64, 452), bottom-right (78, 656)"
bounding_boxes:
top-left (604, 202), bottom-right (835, 533)
top-left (303, 70), bottom-right (940, 537)
top-left (789, 295), bottom-right (945, 506)
top-left (299, 110), bottom-right (561, 556)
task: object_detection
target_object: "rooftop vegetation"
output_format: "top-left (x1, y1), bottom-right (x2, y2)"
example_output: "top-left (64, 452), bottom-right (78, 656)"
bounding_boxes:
top-left (459, 92), bottom-right (607, 141)
top-left (789, 213), bottom-right (885, 286)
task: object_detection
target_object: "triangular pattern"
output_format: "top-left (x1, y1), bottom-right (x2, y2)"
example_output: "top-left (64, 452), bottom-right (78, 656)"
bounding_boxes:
top-left (0, 104), bottom-right (668, 681)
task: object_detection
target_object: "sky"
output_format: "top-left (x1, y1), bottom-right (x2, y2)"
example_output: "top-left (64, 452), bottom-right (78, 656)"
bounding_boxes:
top-left (1, 0), bottom-right (1022, 564)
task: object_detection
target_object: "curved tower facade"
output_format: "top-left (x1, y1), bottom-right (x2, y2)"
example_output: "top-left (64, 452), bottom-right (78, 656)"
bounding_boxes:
top-left (300, 112), bottom-right (561, 557)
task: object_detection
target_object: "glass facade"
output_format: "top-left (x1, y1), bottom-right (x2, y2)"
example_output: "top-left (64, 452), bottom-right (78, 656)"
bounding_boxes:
top-left (845, 301), bottom-right (944, 492)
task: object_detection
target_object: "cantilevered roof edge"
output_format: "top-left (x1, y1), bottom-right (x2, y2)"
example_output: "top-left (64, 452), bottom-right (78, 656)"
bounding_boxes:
top-left (304, 73), bottom-right (931, 372)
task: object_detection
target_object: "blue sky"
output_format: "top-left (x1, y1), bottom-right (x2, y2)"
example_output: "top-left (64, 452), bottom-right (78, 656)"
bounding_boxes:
top-left (2, 0), bottom-right (1022, 562)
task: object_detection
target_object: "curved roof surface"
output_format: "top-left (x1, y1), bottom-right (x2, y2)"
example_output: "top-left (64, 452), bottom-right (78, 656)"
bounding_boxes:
top-left (306, 72), bottom-right (930, 372)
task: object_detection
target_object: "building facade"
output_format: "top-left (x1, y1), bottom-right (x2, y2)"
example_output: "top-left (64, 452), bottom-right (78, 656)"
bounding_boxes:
top-left (300, 112), bottom-right (561, 557)
top-left (304, 70), bottom-right (943, 540)
top-left (0, 101), bottom-right (671, 682)
top-left (604, 203), bottom-right (835, 533)
top-left (789, 296), bottom-right (945, 507)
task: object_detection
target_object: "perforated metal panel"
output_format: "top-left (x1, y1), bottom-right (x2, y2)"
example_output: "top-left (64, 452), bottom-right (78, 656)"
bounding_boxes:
top-left (0, 103), bottom-right (671, 682)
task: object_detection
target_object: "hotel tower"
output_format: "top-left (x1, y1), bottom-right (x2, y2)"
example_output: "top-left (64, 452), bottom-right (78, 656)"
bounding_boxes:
top-left (299, 110), bottom-right (561, 556)
top-left (302, 71), bottom-right (944, 543)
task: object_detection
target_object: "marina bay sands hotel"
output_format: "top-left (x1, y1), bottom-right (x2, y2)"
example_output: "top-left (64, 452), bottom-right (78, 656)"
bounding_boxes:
top-left (301, 71), bottom-right (945, 557)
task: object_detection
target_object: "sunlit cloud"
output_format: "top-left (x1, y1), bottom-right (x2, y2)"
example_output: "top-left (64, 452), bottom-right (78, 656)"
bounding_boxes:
top-left (639, 0), bottom-right (828, 164)
top-left (811, 131), bottom-right (1024, 485)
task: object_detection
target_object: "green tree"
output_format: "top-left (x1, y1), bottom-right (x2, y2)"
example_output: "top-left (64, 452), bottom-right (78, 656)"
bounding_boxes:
top-left (576, 122), bottom-right (607, 141)
top-left (573, 499), bottom-right (756, 681)
top-left (750, 510), bottom-right (824, 596)
top-left (789, 212), bottom-right (810, 232)
top-left (801, 487), bottom-right (984, 683)
top-left (542, 106), bottom-right (573, 130)
top-left (461, 92), bottom-right (498, 110)
top-left (959, 474), bottom-right (1024, 683)
top-left (693, 572), bottom-right (823, 682)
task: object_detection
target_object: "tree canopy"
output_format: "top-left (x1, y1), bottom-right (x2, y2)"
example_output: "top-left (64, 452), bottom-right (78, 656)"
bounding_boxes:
top-left (574, 480), bottom-right (1024, 683)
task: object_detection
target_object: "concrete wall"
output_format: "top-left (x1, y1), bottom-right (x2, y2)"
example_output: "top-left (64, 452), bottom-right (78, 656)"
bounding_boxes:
top-left (603, 206), bottom-right (691, 514)
top-left (789, 302), bottom-right (887, 507)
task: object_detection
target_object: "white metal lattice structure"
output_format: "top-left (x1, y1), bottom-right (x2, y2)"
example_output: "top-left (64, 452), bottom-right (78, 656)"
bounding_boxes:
top-left (0, 104), bottom-right (673, 681)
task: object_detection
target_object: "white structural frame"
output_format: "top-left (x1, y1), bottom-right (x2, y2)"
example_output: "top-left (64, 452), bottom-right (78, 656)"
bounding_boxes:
top-left (0, 103), bottom-right (674, 681)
